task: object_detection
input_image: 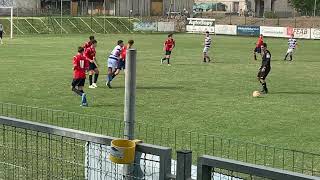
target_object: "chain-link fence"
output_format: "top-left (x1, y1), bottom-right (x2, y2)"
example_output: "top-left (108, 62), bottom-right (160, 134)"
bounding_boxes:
top-left (0, 102), bottom-right (320, 178)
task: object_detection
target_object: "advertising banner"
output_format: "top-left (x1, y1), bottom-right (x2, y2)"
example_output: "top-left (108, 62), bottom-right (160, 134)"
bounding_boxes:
top-left (237, 26), bottom-right (260, 36)
top-left (133, 22), bottom-right (157, 31)
top-left (260, 26), bottom-right (287, 38)
top-left (287, 27), bottom-right (311, 39)
top-left (215, 25), bottom-right (237, 35)
top-left (186, 18), bottom-right (215, 33)
top-left (157, 22), bottom-right (175, 32)
top-left (311, 28), bottom-right (320, 39)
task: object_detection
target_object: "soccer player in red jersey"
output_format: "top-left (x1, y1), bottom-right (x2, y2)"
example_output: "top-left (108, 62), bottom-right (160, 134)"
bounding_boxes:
top-left (83, 35), bottom-right (95, 50)
top-left (84, 40), bottom-right (99, 89)
top-left (161, 34), bottom-right (175, 66)
top-left (113, 40), bottom-right (135, 78)
top-left (254, 34), bottom-right (264, 60)
top-left (72, 47), bottom-right (93, 107)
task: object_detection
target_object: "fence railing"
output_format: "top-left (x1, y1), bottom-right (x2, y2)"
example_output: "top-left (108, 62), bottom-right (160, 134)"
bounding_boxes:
top-left (197, 155), bottom-right (319, 180)
top-left (0, 102), bottom-right (320, 178)
top-left (0, 116), bottom-right (172, 180)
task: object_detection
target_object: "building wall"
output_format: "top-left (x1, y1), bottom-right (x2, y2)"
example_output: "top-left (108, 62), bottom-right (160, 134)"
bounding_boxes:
top-left (195, 0), bottom-right (247, 13)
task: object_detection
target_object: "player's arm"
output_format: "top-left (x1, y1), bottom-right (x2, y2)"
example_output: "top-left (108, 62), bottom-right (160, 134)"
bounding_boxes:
top-left (163, 41), bottom-right (167, 51)
top-left (261, 56), bottom-right (271, 72)
top-left (73, 57), bottom-right (80, 70)
top-left (171, 40), bottom-right (176, 50)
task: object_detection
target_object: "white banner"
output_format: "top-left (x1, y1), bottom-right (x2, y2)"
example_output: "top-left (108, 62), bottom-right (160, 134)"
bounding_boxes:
top-left (157, 22), bottom-right (175, 32)
top-left (311, 28), bottom-right (320, 39)
top-left (186, 18), bottom-right (215, 33)
top-left (260, 26), bottom-right (288, 38)
top-left (286, 27), bottom-right (311, 39)
top-left (215, 25), bottom-right (237, 35)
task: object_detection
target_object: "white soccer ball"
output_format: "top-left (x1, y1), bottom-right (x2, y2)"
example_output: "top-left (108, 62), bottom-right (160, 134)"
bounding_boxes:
top-left (252, 91), bottom-right (261, 97)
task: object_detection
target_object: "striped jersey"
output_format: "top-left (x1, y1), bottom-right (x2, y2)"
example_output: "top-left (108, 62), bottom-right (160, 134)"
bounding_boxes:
top-left (204, 36), bottom-right (212, 48)
top-left (288, 38), bottom-right (297, 49)
top-left (109, 45), bottom-right (122, 60)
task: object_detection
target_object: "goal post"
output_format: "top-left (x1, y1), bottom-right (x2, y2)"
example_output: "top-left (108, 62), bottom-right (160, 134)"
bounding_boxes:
top-left (0, 6), bottom-right (14, 39)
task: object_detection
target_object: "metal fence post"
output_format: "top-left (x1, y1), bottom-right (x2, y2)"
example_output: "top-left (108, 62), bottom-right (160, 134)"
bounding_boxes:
top-left (123, 49), bottom-right (137, 179)
top-left (176, 150), bottom-right (192, 180)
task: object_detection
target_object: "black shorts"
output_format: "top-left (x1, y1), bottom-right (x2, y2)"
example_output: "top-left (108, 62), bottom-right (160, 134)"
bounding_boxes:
top-left (117, 60), bottom-right (125, 70)
top-left (0, 31), bottom-right (2, 38)
top-left (71, 78), bottom-right (85, 87)
top-left (89, 62), bottom-right (97, 70)
top-left (254, 47), bottom-right (261, 53)
top-left (165, 51), bottom-right (172, 55)
top-left (257, 67), bottom-right (271, 80)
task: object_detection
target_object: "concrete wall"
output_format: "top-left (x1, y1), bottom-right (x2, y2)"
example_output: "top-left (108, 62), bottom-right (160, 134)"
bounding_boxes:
top-left (14, 0), bottom-right (40, 9)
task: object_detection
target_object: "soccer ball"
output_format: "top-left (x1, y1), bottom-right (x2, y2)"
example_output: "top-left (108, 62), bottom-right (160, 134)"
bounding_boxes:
top-left (252, 91), bottom-right (261, 97)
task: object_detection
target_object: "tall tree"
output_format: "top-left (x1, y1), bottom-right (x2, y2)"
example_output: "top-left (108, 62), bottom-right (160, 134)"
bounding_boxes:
top-left (289, 0), bottom-right (319, 16)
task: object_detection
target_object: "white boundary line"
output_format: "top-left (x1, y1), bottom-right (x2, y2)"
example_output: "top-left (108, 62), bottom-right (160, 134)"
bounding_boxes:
top-left (24, 19), bottom-right (40, 33)
top-left (79, 17), bottom-right (96, 33)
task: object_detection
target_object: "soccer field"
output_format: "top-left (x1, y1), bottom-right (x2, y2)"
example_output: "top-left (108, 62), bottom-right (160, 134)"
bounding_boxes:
top-left (0, 33), bottom-right (319, 155)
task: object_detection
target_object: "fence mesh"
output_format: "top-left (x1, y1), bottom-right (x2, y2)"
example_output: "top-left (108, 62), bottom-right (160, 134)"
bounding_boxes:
top-left (0, 102), bottom-right (319, 177)
top-left (0, 124), bottom-right (163, 180)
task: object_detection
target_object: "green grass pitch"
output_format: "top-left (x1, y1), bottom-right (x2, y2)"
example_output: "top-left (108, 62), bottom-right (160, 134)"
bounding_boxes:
top-left (0, 33), bottom-right (319, 155)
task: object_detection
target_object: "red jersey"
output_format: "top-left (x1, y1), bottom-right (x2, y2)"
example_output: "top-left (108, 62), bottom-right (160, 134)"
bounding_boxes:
top-left (120, 46), bottom-right (127, 61)
top-left (83, 41), bottom-right (92, 49)
top-left (256, 36), bottom-right (263, 48)
top-left (164, 38), bottom-right (175, 51)
top-left (84, 46), bottom-right (96, 60)
top-left (73, 53), bottom-right (90, 79)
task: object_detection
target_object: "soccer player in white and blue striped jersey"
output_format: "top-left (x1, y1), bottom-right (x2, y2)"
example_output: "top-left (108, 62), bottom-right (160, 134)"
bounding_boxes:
top-left (203, 31), bottom-right (212, 63)
top-left (106, 40), bottom-right (124, 88)
top-left (284, 34), bottom-right (297, 61)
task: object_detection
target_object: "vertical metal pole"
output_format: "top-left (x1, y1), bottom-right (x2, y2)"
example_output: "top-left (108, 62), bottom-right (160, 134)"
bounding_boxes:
top-left (104, 0), bottom-right (106, 34)
top-left (60, 0), bottom-right (63, 35)
top-left (314, 0), bottom-right (317, 16)
top-left (10, 7), bottom-right (13, 39)
top-left (124, 49), bottom-right (137, 140)
top-left (123, 49), bottom-right (137, 179)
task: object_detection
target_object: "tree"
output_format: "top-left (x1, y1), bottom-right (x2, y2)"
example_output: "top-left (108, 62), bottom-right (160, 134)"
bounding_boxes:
top-left (289, 0), bottom-right (320, 16)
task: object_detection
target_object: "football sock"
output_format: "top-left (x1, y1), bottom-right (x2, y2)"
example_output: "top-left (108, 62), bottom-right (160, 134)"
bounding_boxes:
top-left (254, 54), bottom-right (257, 60)
top-left (94, 74), bottom-right (99, 83)
top-left (290, 55), bottom-right (292, 61)
top-left (262, 83), bottom-right (267, 91)
top-left (89, 75), bottom-right (93, 85)
top-left (112, 74), bottom-right (116, 79)
top-left (162, 57), bottom-right (166, 61)
top-left (167, 58), bottom-right (170, 64)
top-left (284, 53), bottom-right (288, 60)
top-left (72, 88), bottom-right (82, 96)
top-left (203, 58), bottom-right (206, 62)
top-left (108, 74), bottom-right (113, 82)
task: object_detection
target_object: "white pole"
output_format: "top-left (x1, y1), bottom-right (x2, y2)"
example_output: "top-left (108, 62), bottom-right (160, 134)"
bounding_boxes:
top-left (10, 7), bottom-right (13, 39)
top-left (314, 0), bottom-right (317, 16)
top-left (61, 0), bottom-right (63, 34)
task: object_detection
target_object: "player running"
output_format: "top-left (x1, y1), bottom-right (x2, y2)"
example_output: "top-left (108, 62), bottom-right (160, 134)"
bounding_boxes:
top-left (83, 35), bottom-right (95, 50)
top-left (71, 47), bottom-right (93, 107)
top-left (106, 40), bottom-right (124, 89)
top-left (113, 40), bottom-right (135, 79)
top-left (0, 23), bottom-right (3, 45)
top-left (161, 34), bottom-right (175, 66)
top-left (257, 43), bottom-right (271, 94)
top-left (254, 34), bottom-right (264, 60)
top-left (284, 34), bottom-right (297, 61)
top-left (84, 40), bottom-right (99, 89)
top-left (203, 31), bottom-right (212, 63)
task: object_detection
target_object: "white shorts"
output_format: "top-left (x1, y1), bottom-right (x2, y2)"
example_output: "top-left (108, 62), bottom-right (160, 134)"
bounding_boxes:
top-left (286, 48), bottom-right (295, 55)
top-left (203, 47), bottom-right (210, 53)
top-left (108, 58), bottom-right (118, 70)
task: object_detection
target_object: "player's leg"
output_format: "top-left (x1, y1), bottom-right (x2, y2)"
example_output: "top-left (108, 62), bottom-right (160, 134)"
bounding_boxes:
top-left (93, 68), bottom-right (99, 87)
top-left (253, 48), bottom-right (257, 60)
top-left (284, 49), bottom-right (290, 61)
top-left (78, 83), bottom-right (88, 106)
top-left (106, 67), bottom-right (114, 88)
top-left (71, 79), bottom-right (83, 96)
top-left (161, 51), bottom-right (167, 64)
top-left (258, 68), bottom-right (270, 94)
top-left (0, 31), bottom-right (3, 45)
top-left (166, 51), bottom-right (172, 66)
top-left (289, 50), bottom-right (293, 61)
top-left (88, 70), bottom-right (95, 88)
